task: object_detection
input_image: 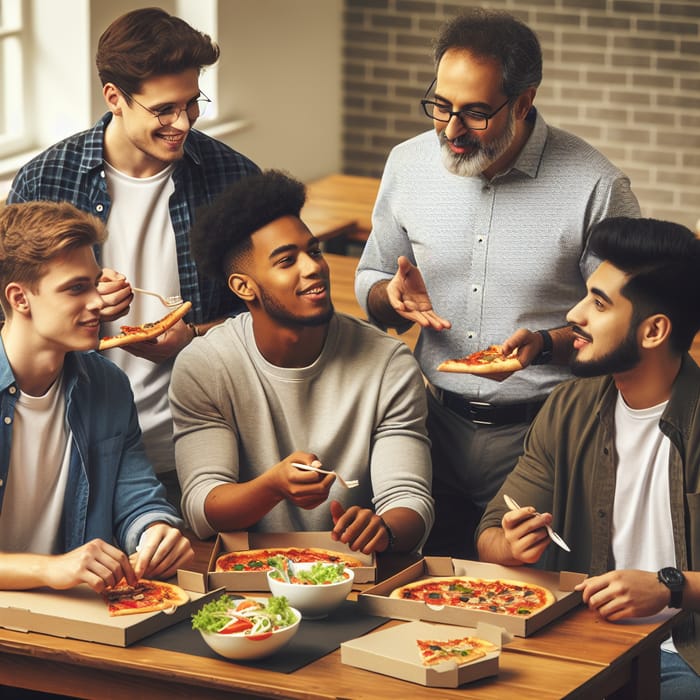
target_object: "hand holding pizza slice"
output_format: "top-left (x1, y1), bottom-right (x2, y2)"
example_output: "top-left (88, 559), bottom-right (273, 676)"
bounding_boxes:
top-left (99, 300), bottom-right (192, 350)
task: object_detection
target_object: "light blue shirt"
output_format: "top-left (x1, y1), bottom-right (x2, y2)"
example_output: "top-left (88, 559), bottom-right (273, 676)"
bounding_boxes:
top-left (355, 110), bottom-right (641, 404)
top-left (0, 343), bottom-right (182, 554)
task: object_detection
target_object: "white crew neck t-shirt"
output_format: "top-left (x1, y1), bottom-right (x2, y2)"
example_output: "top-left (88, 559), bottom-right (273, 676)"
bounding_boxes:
top-left (101, 162), bottom-right (179, 473)
top-left (0, 374), bottom-right (70, 554)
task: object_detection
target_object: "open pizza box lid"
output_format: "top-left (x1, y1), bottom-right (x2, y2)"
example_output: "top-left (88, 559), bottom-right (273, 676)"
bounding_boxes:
top-left (206, 530), bottom-right (377, 591)
top-left (0, 573), bottom-right (222, 647)
top-left (341, 619), bottom-right (505, 688)
top-left (357, 557), bottom-right (585, 637)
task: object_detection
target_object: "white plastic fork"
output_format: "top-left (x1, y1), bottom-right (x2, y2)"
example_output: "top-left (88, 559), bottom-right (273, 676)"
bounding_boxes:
top-left (504, 494), bottom-right (571, 552)
top-left (291, 462), bottom-right (360, 489)
top-left (131, 287), bottom-right (184, 307)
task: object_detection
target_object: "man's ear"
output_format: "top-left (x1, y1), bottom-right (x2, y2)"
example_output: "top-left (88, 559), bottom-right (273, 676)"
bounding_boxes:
top-left (103, 83), bottom-right (123, 115)
top-left (5, 283), bottom-right (30, 315)
top-left (228, 273), bottom-right (257, 302)
top-left (640, 313), bottom-right (672, 349)
top-left (513, 87), bottom-right (536, 120)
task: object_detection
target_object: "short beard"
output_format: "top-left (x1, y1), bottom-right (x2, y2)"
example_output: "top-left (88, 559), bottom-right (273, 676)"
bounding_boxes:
top-left (259, 286), bottom-right (334, 328)
top-left (440, 108), bottom-right (516, 178)
top-left (570, 324), bottom-right (641, 378)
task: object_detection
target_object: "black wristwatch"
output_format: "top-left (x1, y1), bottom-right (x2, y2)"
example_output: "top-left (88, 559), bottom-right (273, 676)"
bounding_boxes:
top-left (657, 567), bottom-right (685, 608)
top-left (532, 329), bottom-right (553, 365)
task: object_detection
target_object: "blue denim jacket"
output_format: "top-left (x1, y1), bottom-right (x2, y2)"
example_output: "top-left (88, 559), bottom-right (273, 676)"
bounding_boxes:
top-left (0, 344), bottom-right (182, 554)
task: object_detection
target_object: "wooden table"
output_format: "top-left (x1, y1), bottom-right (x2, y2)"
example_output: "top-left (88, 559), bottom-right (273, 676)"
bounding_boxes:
top-left (302, 174), bottom-right (380, 253)
top-left (0, 534), bottom-right (680, 700)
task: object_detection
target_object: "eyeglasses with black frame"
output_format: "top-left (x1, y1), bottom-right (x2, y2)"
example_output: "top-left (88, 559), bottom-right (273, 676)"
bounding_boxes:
top-left (420, 78), bottom-right (510, 131)
top-left (117, 87), bottom-right (211, 126)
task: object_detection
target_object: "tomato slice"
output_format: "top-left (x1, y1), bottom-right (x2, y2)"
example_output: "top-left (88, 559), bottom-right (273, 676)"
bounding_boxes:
top-left (219, 618), bottom-right (254, 634)
top-left (234, 599), bottom-right (260, 612)
top-left (247, 632), bottom-right (273, 641)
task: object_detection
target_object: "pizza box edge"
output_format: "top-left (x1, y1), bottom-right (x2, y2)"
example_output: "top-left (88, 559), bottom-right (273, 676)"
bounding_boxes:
top-left (0, 576), bottom-right (224, 647)
top-left (341, 619), bottom-right (502, 688)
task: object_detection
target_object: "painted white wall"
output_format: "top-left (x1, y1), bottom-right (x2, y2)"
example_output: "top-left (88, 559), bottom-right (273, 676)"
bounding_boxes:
top-left (215, 0), bottom-right (342, 180)
top-left (6, 0), bottom-right (342, 183)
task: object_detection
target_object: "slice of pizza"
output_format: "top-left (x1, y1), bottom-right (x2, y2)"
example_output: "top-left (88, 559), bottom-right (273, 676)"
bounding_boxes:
top-left (101, 578), bottom-right (190, 616)
top-left (437, 344), bottom-right (523, 375)
top-left (416, 636), bottom-right (495, 666)
top-left (99, 300), bottom-right (192, 350)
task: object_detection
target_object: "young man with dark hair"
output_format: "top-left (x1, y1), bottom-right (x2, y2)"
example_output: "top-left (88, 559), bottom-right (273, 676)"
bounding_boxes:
top-left (0, 201), bottom-right (193, 591)
top-left (7, 8), bottom-right (260, 508)
top-left (477, 217), bottom-right (700, 698)
top-left (355, 7), bottom-right (641, 558)
top-left (170, 171), bottom-right (434, 554)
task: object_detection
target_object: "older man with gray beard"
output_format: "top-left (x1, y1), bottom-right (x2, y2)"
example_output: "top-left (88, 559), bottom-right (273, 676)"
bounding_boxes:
top-left (355, 7), bottom-right (641, 559)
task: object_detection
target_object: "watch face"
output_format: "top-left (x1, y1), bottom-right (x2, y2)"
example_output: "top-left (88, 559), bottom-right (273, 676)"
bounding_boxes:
top-left (660, 567), bottom-right (684, 587)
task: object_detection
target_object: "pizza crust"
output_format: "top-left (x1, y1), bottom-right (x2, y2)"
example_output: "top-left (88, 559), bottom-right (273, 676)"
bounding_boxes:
top-left (98, 301), bottom-right (192, 350)
top-left (215, 546), bottom-right (363, 572)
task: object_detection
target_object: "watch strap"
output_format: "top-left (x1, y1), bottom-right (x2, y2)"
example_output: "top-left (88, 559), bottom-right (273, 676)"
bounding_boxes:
top-left (532, 329), bottom-right (553, 365)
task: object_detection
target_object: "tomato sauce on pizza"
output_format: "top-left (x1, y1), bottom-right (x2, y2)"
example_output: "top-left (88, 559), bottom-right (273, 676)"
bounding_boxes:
top-left (437, 344), bottom-right (523, 375)
top-left (390, 576), bottom-right (555, 616)
top-left (102, 578), bottom-right (189, 616)
top-left (215, 546), bottom-right (363, 573)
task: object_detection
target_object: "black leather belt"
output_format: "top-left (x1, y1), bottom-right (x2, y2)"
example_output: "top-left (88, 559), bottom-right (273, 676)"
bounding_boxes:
top-left (432, 387), bottom-right (545, 426)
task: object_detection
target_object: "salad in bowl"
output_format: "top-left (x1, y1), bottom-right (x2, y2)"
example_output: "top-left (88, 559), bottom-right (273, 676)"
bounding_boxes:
top-left (192, 594), bottom-right (300, 660)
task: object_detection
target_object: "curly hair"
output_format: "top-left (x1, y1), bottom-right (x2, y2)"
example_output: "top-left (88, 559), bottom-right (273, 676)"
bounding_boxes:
top-left (96, 7), bottom-right (219, 95)
top-left (588, 217), bottom-right (700, 354)
top-left (433, 8), bottom-right (542, 98)
top-left (189, 170), bottom-right (307, 282)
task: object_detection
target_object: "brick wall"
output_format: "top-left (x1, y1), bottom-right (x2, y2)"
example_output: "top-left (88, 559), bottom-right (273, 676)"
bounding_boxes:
top-left (342, 0), bottom-right (700, 232)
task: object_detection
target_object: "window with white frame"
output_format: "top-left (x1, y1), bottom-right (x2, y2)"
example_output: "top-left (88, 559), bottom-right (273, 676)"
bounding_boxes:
top-left (0, 0), bottom-right (28, 159)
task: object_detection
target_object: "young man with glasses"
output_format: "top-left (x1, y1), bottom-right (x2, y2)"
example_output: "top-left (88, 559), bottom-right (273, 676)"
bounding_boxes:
top-left (355, 8), bottom-right (641, 558)
top-left (7, 8), bottom-right (260, 510)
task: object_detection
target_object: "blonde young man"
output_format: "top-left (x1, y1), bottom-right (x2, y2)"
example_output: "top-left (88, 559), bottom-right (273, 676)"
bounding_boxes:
top-left (0, 202), bottom-right (192, 592)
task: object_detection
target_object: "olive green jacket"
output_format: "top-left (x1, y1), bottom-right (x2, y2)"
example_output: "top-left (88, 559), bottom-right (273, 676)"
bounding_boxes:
top-left (477, 355), bottom-right (700, 673)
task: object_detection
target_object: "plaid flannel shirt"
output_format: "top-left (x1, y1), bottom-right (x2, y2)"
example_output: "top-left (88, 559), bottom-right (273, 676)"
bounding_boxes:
top-left (7, 113), bottom-right (260, 324)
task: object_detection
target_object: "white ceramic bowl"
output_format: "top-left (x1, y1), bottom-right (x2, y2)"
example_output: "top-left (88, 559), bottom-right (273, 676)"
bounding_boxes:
top-left (199, 607), bottom-right (301, 660)
top-left (267, 563), bottom-right (354, 619)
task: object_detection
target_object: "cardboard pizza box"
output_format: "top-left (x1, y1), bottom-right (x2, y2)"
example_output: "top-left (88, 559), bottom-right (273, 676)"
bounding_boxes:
top-left (0, 572), bottom-right (221, 647)
top-left (207, 530), bottom-right (377, 591)
top-left (357, 557), bottom-right (585, 637)
top-left (341, 619), bottom-right (505, 688)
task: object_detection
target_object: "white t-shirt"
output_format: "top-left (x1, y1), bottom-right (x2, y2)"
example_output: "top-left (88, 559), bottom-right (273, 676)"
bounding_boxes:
top-left (102, 162), bottom-right (179, 473)
top-left (612, 392), bottom-right (677, 651)
top-left (0, 374), bottom-right (71, 554)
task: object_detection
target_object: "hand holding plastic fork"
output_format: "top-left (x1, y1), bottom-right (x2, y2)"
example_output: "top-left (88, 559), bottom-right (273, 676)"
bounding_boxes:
top-left (292, 462), bottom-right (359, 489)
top-left (504, 494), bottom-right (571, 552)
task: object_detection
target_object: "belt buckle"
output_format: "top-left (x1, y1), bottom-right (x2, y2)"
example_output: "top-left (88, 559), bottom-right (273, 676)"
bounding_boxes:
top-left (467, 401), bottom-right (495, 426)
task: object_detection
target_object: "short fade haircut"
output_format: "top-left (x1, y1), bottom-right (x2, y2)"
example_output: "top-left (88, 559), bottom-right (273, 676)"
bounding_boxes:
top-left (96, 7), bottom-right (219, 96)
top-left (0, 201), bottom-right (106, 316)
top-left (433, 8), bottom-right (542, 98)
top-left (190, 170), bottom-right (307, 282)
top-left (588, 217), bottom-right (700, 355)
